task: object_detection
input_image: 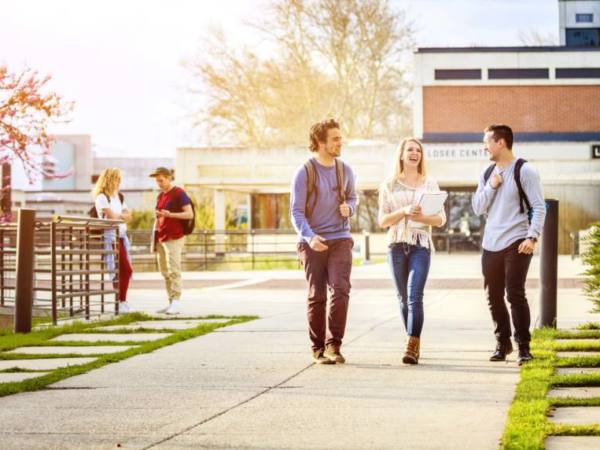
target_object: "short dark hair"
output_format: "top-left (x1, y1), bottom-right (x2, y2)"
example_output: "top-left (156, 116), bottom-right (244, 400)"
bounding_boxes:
top-left (309, 119), bottom-right (340, 152)
top-left (484, 124), bottom-right (513, 150)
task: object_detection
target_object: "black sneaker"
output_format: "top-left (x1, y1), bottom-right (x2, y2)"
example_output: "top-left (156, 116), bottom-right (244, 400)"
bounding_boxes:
top-left (517, 345), bottom-right (533, 366)
top-left (489, 340), bottom-right (513, 362)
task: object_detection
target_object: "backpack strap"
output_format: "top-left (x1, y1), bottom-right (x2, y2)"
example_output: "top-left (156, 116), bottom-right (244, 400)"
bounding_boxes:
top-left (514, 158), bottom-right (532, 218)
top-left (304, 160), bottom-right (318, 219)
top-left (335, 158), bottom-right (346, 203)
top-left (483, 164), bottom-right (496, 184)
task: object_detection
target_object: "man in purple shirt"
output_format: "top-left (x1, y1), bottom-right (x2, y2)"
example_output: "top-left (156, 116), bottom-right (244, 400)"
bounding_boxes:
top-left (290, 119), bottom-right (357, 364)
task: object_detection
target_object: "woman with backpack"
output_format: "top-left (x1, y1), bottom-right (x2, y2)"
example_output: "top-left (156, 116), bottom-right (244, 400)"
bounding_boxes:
top-left (93, 168), bottom-right (134, 313)
top-left (378, 138), bottom-right (446, 365)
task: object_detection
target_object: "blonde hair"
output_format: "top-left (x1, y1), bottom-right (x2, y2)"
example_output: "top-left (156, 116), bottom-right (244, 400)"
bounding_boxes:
top-left (381, 138), bottom-right (428, 193)
top-left (93, 168), bottom-right (121, 198)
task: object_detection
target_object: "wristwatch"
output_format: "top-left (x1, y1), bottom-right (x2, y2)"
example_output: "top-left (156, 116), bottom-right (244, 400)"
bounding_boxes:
top-left (527, 236), bottom-right (538, 243)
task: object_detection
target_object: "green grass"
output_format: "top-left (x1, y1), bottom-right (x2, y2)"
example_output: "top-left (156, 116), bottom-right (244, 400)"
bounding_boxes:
top-left (0, 313), bottom-right (257, 397)
top-left (577, 323), bottom-right (600, 330)
top-left (502, 328), bottom-right (600, 449)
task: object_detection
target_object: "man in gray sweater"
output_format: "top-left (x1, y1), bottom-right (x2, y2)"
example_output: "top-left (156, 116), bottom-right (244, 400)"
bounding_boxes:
top-left (472, 124), bottom-right (546, 365)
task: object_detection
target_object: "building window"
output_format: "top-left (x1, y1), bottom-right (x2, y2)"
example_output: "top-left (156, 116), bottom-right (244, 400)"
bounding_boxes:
top-left (556, 68), bottom-right (600, 78)
top-left (488, 68), bottom-right (549, 79)
top-left (576, 13), bottom-right (594, 23)
top-left (434, 69), bottom-right (481, 80)
top-left (566, 28), bottom-right (600, 47)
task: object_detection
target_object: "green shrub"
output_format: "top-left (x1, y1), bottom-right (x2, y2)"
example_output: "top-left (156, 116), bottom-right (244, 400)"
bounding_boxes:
top-left (582, 222), bottom-right (600, 311)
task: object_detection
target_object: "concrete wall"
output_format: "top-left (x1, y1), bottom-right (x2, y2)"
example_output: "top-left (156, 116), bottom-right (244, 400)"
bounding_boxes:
top-left (94, 157), bottom-right (174, 190)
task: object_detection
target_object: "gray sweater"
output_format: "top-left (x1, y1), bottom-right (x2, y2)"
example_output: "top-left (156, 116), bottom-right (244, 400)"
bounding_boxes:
top-left (290, 158), bottom-right (357, 243)
top-left (472, 159), bottom-right (546, 252)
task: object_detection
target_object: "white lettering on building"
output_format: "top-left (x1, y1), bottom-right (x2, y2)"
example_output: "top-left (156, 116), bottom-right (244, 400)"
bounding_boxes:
top-left (426, 148), bottom-right (488, 160)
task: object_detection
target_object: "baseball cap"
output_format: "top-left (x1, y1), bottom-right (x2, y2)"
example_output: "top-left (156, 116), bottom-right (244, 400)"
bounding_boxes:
top-left (149, 167), bottom-right (173, 178)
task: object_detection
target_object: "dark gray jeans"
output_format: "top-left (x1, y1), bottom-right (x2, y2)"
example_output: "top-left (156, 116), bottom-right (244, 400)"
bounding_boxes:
top-left (482, 238), bottom-right (533, 345)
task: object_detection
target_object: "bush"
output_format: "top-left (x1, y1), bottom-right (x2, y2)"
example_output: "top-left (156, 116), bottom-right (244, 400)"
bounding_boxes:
top-left (129, 210), bottom-right (155, 230)
top-left (582, 222), bottom-right (600, 311)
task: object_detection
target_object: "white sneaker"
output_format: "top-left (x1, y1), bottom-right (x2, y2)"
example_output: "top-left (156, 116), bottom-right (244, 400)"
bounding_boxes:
top-left (156, 304), bottom-right (171, 314)
top-left (119, 302), bottom-right (131, 314)
top-left (165, 300), bottom-right (180, 315)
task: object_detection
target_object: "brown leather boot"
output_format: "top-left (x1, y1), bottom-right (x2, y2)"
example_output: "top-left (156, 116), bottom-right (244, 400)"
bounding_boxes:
top-left (403, 336), bottom-right (420, 365)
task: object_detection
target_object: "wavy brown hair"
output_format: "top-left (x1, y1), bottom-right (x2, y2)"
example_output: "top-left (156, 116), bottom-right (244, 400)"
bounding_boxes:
top-left (309, 119), bottom-right (340, 152)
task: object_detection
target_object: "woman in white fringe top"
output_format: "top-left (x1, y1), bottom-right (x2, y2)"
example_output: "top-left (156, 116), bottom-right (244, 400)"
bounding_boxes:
top-left (378, 137), bottom-right (447, 365)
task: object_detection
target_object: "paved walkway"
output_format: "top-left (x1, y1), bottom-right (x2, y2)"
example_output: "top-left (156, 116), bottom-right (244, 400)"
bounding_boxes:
top-left (0, 255), bottom-right (595, 449)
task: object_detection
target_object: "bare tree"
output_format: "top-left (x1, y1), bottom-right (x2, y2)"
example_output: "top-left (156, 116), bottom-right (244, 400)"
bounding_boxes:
top-left (518, 29), bottom-right (558, 46)
top-left (186, 0), bottom-right (415, 147)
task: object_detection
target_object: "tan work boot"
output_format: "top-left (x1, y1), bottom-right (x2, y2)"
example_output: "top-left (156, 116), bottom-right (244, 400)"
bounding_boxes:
top-left (312, 349), bottom-right (335, 364)
top-left (324, 345), bottom-right (346, 364)
top-left (403, 336), bottom-right (420, 365)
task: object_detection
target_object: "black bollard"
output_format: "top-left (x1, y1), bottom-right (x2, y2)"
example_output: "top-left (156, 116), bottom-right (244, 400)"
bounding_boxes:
top-left (539, 199), bottom-right (559, 328)
top-left (15, 209), bottom-right (36, 333)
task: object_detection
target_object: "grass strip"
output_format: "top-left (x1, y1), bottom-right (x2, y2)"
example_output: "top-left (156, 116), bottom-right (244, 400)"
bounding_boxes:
top-left (577, 323), bottom-right (600, 330)
top-left (0, 368), bottom-right (48, 373)
top-left (0, 313), bottom-right (148, 352)
top-left (502, 328), bottom-right (600, 449)
top-left (551, 424), bottom-right (600, 436)
top-left (0, 314), bottom-right (257, 397)
top-left (552, 341), bottom-right (600, 352)
top-left (555, 330), bottom-right (600, 339)
top-left (556, 357), bottom-right (600, 368)
top-left (551, 398), bottom-right (600, 407)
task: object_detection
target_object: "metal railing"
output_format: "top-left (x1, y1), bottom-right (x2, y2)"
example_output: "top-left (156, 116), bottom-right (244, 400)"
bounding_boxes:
top-left (129, 229), bottom-right (302, 270)
top-left (127, 228), bottom-right (483, 269)
top-left (1, 212), bottom-right (124, 328)
top-left (0, 223), bottom-right (17, 309)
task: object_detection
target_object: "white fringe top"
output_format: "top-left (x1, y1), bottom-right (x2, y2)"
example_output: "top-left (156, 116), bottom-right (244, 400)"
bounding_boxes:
top-left (378, 177), bottom-right (447, 250)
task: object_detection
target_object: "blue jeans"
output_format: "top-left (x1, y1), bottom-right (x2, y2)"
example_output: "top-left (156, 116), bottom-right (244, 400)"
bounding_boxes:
top-left (388, 243), bottom-right (431, 338)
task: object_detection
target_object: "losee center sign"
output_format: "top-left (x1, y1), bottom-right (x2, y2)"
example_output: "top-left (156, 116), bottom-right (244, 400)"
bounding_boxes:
top-left (425, 147), bottom-right (488, 160)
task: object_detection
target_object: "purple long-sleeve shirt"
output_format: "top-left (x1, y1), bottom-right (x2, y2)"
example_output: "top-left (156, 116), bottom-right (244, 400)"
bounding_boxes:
top-left (290, 158), bottom-right (357, 243)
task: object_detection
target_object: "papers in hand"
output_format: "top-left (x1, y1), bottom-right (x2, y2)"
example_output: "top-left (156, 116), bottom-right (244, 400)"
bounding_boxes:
top-left (417, 191), bottom-right (448, 215)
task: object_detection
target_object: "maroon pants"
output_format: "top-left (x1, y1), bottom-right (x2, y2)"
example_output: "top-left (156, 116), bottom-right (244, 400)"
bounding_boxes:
top-left (116, 238), bottom-right (133, 302)
top-left (297, 238), bottom-right (353, 352)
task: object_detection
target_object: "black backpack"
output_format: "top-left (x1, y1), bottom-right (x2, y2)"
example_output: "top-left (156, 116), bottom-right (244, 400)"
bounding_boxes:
top-left (89, 192), bottom-right (124, 219)
top-left (483, 158), bottom-right (532, 223)
top-left (156, 188), bottom-right (196, 235)
top-left (304, 158), bottom-right (346, 219)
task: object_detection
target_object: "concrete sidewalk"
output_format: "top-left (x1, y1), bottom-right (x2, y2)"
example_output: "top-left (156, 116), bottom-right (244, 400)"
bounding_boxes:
top-left (0, 256), bottom-right (595, 449)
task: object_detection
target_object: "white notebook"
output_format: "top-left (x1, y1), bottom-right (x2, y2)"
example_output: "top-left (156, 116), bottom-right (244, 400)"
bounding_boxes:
top-left (417, 191), bottom-right (448, 215)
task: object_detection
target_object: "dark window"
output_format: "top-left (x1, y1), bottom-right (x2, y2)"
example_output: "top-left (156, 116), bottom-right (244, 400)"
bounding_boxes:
top-left (488, 68), bottom-right (549, 79)
top-left (566, 28), bottom-right (600, 47)
top-left (576, 13), bottom-right (593, 23)
top-left (434, 69), bottom-right (481, 80)
top-left (556, 67), bottom-right (600, 78)
top-left (251, 194), bottom-right (291, 229)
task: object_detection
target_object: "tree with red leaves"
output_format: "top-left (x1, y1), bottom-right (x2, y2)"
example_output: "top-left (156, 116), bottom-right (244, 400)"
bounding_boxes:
top-left (0, 65), bottom-right (73, 219)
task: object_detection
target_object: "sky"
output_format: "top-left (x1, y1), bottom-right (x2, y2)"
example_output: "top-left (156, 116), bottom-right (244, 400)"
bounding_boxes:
top-left (2, 0), bottom-right (559, 158)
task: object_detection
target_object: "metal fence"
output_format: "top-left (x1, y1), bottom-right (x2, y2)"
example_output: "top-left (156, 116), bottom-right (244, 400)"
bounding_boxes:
top-left (0, 223), bottom-right (17, 309)
top-left (1, 213), bottom-right (124, 327)
top-left (129, 229), bottom-right (302, 270)
top-left (127, 228), bottom-right (483, 271)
